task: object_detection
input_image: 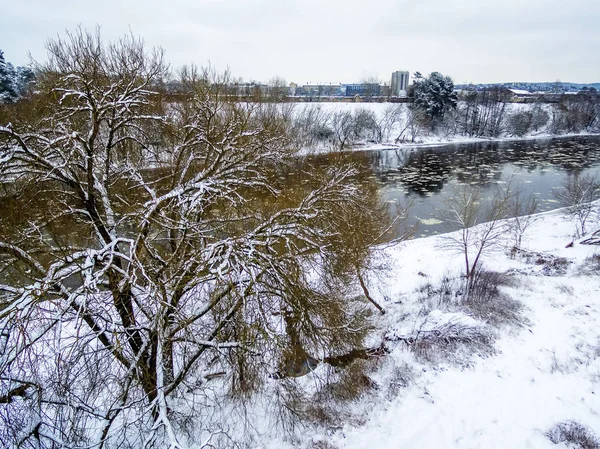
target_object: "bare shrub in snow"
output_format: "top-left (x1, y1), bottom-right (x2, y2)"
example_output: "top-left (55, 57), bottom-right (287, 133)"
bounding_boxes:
top-left (546, 420), bottom-right (600, 449)
top-left (375, 104), bottom-right (403, 143)
top-left (310, 440), bottom-right (339, 449)
top-left (462, 268), bottom-right (524, 326)
top-left (329, 108), bottom-right (379, 150)
top-left (414, 268), bottom-right (523, 327)
top-left (292, 104), bottom-right (334, 147)
top-left (412, 315), bottom-right (494, 364)
top-left (509, 250), bottom-right (573, 276)
top-left (352, 108), bottom-right (379, 142)
top-left (508, 186), bottom-right (539, 251)
top-left (557, 90), bottom-right (600, 133)
top-left (416, 272), bottom-right (459, 309)
top-left (549, 350), bottom-right (571, 375)
top-left (557, 283), bottom-right (575, 295)
top-left (459, 86), bottom-right (509, 137)
top-left (530, 102), bottom-right (550, 131)
top-left (398, 106), bottom-right (427, 143)
top-left (584, 254), bottom-right (600, 272)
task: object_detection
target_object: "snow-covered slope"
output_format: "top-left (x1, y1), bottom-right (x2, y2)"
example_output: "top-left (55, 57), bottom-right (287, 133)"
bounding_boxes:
top-left (263, 208), bottom-right (600, 449)
top-left (324, 210), bottom-right (600, 449)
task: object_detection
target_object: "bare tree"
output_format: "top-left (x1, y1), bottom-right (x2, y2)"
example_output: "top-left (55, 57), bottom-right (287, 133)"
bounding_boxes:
top-left (330, 109), bottom-right (355, 150)
top-left (530, 99), bottom-right (550, 132)
top-left (442, 184), bottom-right (511, 281)
top-left (375, 104), bottom-right (403, 143)
top-left (266, 76), bottom-right (289, 102)
top-left (291, 104), bottom-right (333, 148)
top-left (506, 110), bottom-right (533, 137)
top-left (352, 107), bottom-right (378, 142)
top-left (0, 29), bottom-right (389, 448)
top-left (404, 106), bottom-right (426, 143)
top-left (359, 76), bottom-right (382, 101)
top-left (459, 86), bottom-right (509, 137)
top-left (553, 172), bottom-right (600, 237)
top-left (508, 187), bottom-right (539, 251)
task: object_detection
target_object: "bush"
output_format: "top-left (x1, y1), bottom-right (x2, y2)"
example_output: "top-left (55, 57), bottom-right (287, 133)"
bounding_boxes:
top-left (546, 420), bottom-right (600, 449)
top-left (507, 110), bottom-right (533, 137)
top-left (415, 269), bottom-right (523, 326)
top-left (416, 271), bottom-right (466, 310)
top-left (310, 441), bottom-right (339, 449)
top-left (411, 316), bottom-right (494, 363)
top-left (464, 268), bottom-right (524, 326)
top-left (585, 254), bottom-right (600, 272)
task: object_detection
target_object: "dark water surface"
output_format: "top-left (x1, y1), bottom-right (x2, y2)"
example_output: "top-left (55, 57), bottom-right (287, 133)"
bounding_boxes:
top-left (360, 136), bottom-right (600, 237)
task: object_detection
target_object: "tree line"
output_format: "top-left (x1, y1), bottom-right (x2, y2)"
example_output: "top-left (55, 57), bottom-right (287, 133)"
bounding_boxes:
top-left (288, 74), bottom-right (600, 152)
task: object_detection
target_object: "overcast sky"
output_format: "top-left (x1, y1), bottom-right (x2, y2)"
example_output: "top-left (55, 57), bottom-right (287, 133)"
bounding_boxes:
top-left (2, 0), bottom-right (599, 85)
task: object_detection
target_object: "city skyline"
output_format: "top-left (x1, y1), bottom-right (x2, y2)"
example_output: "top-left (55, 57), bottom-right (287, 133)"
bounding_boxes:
top-left (2, 0), bottom-right (600, 85)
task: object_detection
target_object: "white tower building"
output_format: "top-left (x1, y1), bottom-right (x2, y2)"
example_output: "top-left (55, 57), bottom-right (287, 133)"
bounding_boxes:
top-left (391, 71), bottom-right (410, 97)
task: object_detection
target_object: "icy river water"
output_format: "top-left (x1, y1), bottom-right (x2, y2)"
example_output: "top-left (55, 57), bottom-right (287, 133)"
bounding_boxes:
top-left (360, 135), bottom-right (600, 237)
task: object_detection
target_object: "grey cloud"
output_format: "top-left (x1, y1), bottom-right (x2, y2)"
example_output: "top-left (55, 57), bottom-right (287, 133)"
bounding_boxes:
top-left (1, 0), bottom-right (599, 83)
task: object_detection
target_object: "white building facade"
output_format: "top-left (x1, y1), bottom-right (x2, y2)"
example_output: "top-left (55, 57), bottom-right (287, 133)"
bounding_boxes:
top-left (391, 71), bottom-right (410, 97)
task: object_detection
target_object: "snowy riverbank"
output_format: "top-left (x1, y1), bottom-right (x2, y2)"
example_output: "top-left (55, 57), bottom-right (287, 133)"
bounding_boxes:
top-left (303, 129), bottom-right (600, 156)
top-left (291, 101), bottom-right (600, 156)
top-left (261, 207), bottom-right (600, 449)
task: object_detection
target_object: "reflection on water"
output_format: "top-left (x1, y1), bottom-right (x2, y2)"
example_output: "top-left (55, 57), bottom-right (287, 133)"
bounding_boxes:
top-left (363, 136), bottom-right (600, 237)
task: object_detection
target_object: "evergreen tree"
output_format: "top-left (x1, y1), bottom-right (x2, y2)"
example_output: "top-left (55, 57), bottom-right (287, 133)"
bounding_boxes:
top-left (15, 66), bottom-right (35, 97)
top-left (410, 71), bottom-right (458, 130)
top-left (0, 49), bottom-right (18, 103)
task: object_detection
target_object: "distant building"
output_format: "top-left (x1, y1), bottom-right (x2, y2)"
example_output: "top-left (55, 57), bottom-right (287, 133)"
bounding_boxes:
top-left (506, 88), bottom-right (535, 103)
top-left (296, 84), bottom-right (343, 97)
top-left (391, 71), bottom-right (410, 97)
top-left (344, 84), bottom-right (381, 97)
top-left (289, 82), bottom-right (298, 96)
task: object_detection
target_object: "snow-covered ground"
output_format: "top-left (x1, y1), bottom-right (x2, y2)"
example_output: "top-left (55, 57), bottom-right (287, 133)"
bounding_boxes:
top-left (262, 207), bottom-right (600, 449)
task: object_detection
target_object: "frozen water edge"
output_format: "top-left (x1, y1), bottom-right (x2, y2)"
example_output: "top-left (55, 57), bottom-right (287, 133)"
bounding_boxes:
top-left (299, 131), bottom-right (600, 156)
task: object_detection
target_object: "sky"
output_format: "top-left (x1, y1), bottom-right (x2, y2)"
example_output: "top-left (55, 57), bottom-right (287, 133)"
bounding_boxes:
top-left (2, 0), bottom-right (600, 85)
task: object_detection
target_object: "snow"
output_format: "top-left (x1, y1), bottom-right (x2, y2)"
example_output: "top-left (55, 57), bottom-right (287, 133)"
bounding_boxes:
top-left (508, 89), bottom-right (533, 96)
top-left (313, 208), bottom-right (600, 449)
top-left (221, 204), bottom-right (600, 449)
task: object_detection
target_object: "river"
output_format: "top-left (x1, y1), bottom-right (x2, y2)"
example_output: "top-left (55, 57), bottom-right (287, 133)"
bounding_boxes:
top-left (360, 135), bottom-right (600, 237)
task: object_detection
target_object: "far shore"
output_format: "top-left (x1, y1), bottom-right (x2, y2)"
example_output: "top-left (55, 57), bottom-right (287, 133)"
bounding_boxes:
top-left (301, 132), bottom-right (600, 156)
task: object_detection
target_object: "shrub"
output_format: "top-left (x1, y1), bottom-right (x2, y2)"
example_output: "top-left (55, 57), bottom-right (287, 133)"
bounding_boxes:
top-left (507, 110), bottom-right (533, 137)
top-left (546, 420), bottom-right (600, 449)
top-left (417, 278), bottom-right (457, 308)
top-left (584, 254), bottom-right (600, 272)
top-left (386, 310), bottom-right (497, 365)
top-left (310, 441), bottom-right (339, 449)
top-left (464, 268), bottom-right (523, 326)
